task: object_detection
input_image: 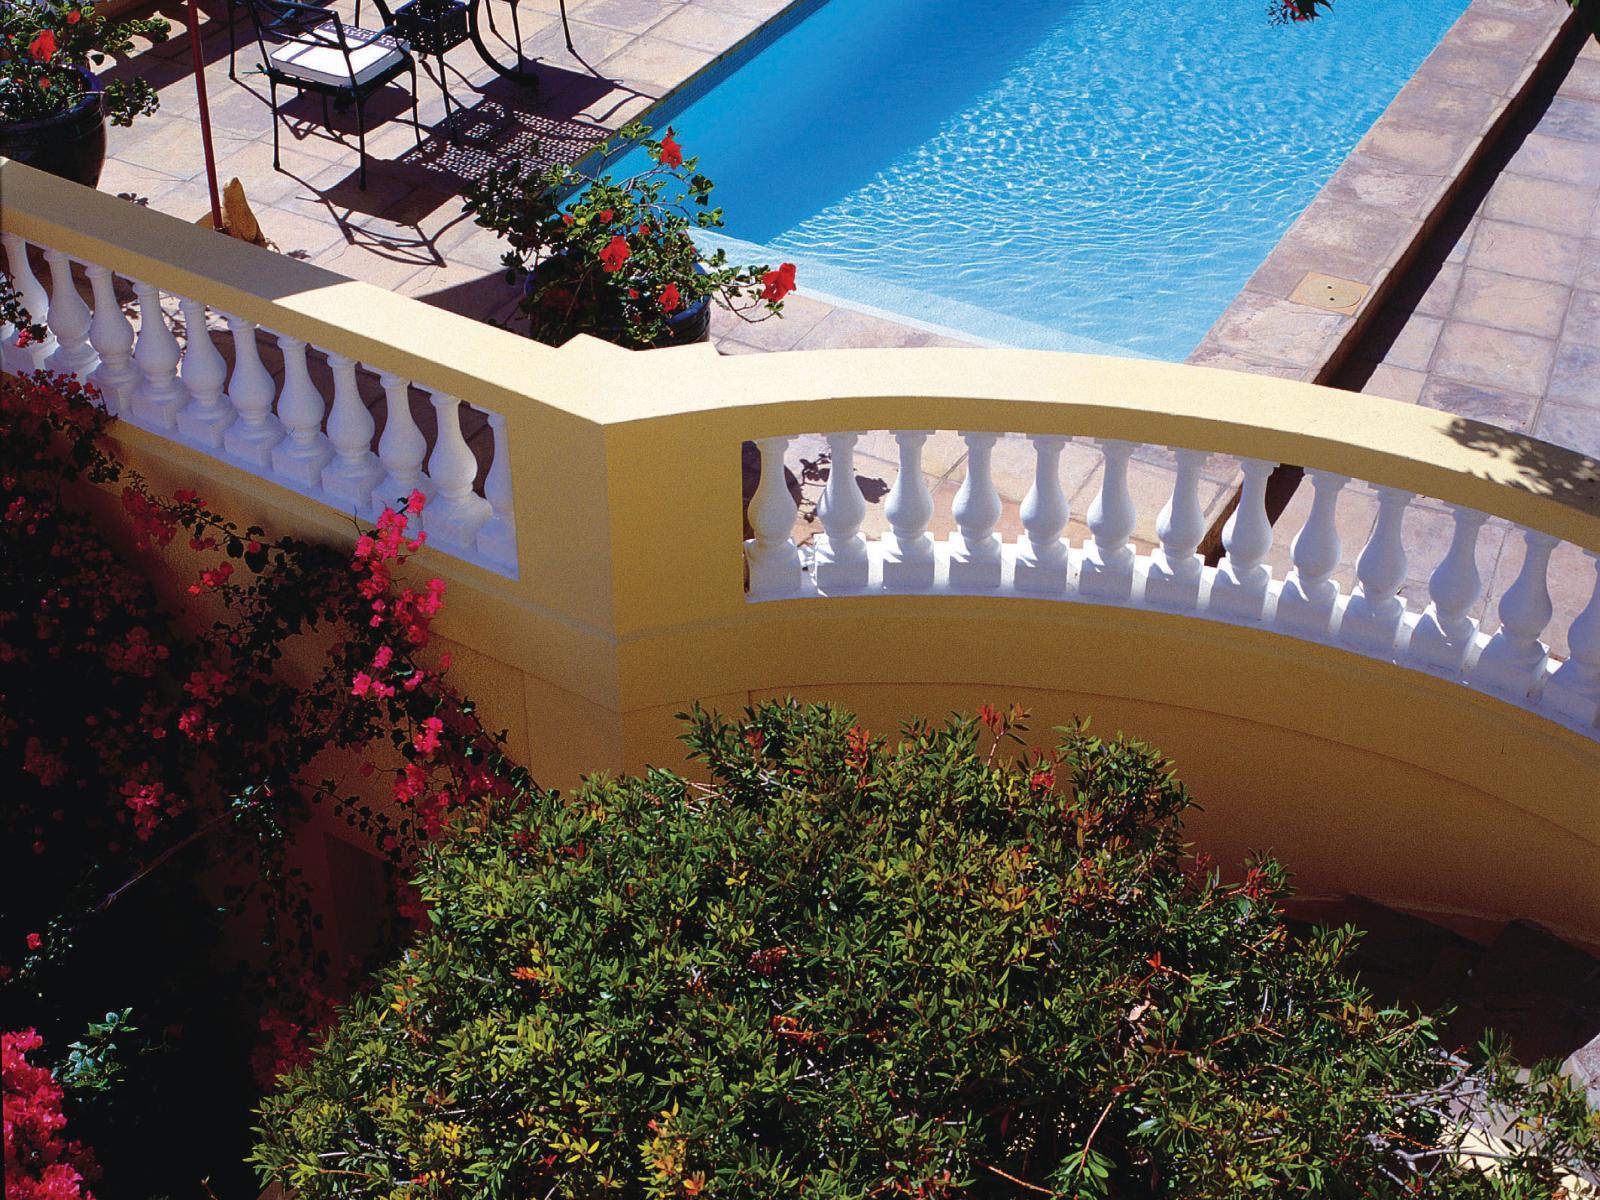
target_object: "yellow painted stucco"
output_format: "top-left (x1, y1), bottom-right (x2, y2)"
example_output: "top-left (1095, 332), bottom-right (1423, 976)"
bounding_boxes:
top-left (5, 157), bottom-right (1598, 947)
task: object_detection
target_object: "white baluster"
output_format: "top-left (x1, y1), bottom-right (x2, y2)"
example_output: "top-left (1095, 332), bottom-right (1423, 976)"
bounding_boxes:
top-left (1471, 529), bottom-right (1558, 701)
top-left (2, 234), bottom-right (56, 372)
top-left (881, 430), bottom-right (935, 591)
top-left (42, 250), bottom-right (97, 380)
top-left (86, 265), bottom-right (138, 414)
top-left (1141, 448), bottom-right (1208, 611)
top-left (130, 281), bottom-right (186, 429)
top-left (423, 391), bottom-right (491, 548)
top-left (475, 411), bottom-right (517, 571)
top-left (1544, 551), bottom-right (1600, 729)
top-left (1015, 434), bottom-right (1071, 593)
top-left (814, 431), bottom-right (870, 593)
top-left (1340, 486), bottom-right (1413, 656)
top-left (1077, 439), bottom-right (1137, 602)
top-left (1407, 505), bottom-right (1488, 676)
top-left (1208, 458), bottom-right (1275, 621)
top-left (174, 298), bottom-right (233, 449)
top-left (269, 335), bottom-right (335, 488)
top-left (949, 431), bottom-right (1002, 589)
top-left (371, 372), bottom-right (428, 515)
top-left (1274, 469), bottom-right (1348, 639)
top-left (320, 353), bottom-right (384, 510)
top-left (221, 316), bottom-right (284, 467)
top-left (745, 435), bottom-right (803, 598)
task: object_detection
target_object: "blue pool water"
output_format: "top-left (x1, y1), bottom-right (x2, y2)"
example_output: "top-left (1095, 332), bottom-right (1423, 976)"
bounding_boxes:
top-left (608, 0), bottom-right (1469, 359)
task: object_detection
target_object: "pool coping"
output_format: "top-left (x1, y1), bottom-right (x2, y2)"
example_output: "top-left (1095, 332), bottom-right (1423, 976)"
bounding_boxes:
top-left (1187, 0), bottom-right (1584, 384)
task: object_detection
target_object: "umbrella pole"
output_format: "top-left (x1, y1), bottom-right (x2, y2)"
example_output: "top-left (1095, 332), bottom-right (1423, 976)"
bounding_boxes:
top-left (186, 0), bottom-right (225, 232)
top-left (559, 0), bottom-right (573, 52)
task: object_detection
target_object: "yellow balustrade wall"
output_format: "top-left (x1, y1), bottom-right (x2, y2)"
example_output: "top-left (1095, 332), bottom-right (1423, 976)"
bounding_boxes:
top-left (4, 158), bottom-right (1599, 949)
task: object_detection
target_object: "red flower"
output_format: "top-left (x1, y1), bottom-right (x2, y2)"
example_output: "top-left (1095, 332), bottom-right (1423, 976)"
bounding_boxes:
top-left (659, 282), bottom-right (681, 313)
top-left (67, 9), bottom-right (82, 22)
top-left (25, 932), bottom-right (41, 951)
top-left (659, 129), bottom-right (683, 168)
top-left (761, 262), bottom-right (797, 303)
top-left (598, 208), bottom-right (614, 222)
top-left (599, 235), bottom-right (630, 273)
top-left (28, 29), bottom-right (56, 61)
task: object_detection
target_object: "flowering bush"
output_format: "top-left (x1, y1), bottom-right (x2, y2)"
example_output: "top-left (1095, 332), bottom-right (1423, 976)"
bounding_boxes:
top-left (0, 0), bottom-right (169, 126)
top-left (3, 1030), bottom-right (98, 1200)
top-left (252, 700), bottom-right (1599, 1200)
top-left (463, 123), bottom-right (797, 349)
top-left (1, 369), bottom-right (531, 1195)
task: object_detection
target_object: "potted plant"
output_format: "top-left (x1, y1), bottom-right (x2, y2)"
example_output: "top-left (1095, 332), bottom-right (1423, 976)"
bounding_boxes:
top-left (463, 123), bottom-right (797, 350)
top-left (0, 0), bottom-right (169, 188)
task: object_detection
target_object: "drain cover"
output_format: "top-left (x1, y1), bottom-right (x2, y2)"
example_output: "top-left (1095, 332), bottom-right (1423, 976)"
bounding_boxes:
top-left (1290, 271), bottom-right (1370, 314)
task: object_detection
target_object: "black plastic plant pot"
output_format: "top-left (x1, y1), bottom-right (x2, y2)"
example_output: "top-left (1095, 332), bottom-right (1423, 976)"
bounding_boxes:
top-left (0, 72), bottom-right (108, 189)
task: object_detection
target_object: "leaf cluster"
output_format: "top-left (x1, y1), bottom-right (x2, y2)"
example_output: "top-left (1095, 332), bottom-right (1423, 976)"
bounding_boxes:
top-left (251, 701), bottom-right (1599, 1199)
top-left (461, 124), bottom-right (789, 349)
top-left (0, 0), bottom-right (170, 126)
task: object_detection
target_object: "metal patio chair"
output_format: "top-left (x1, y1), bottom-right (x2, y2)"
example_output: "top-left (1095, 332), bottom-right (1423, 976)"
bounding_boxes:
top-left (240, 0), bottom-right (423, 189)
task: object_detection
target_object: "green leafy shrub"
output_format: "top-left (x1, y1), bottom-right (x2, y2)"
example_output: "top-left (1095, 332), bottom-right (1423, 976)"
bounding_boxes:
top-left (252, 702), bottom-right (1599, 1199)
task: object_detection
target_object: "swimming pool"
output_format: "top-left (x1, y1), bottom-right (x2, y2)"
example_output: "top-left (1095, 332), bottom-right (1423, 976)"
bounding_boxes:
top-left (608, 0), bottom-right (1470, 359)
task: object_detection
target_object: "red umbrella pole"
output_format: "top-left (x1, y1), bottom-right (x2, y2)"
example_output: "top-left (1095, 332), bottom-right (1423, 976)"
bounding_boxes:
top-left (186, 0), bottom-right (224, 232)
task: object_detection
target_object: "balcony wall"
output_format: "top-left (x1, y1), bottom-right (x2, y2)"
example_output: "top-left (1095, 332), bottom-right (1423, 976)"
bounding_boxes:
top-left (4, 158), bottom-right (1598, 948)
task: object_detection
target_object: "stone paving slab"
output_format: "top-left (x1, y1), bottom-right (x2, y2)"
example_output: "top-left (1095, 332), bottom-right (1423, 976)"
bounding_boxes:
top-left (97, 0), bottom-right (811, 303)
top-left (1190, 0), bottom-right (1578, 381)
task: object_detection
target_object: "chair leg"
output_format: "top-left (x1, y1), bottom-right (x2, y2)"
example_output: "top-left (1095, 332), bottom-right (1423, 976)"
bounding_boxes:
top-left (227, 0), bottom-right (237, 79)
top-left (410, 66), bottom-right (423, 148)
top-left (321, 91), bottom-right (331, 131)
top-left (270, 80), bottom-right (282, 171)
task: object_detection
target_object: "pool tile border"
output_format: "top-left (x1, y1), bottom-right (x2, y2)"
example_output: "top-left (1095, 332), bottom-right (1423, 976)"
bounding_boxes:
top-left (1189, 0), bottom-right (1582, 384)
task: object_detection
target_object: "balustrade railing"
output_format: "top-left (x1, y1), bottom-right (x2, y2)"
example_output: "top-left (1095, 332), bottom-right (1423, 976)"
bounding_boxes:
top-left (743, 429), bottom-right (1600, 738)
top-left (2, 158), bottom-right (1597, 747)
top-left (1, 231), bottom-right (517, 577)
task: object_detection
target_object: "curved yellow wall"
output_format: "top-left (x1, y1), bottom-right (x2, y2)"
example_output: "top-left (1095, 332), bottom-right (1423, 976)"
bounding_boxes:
top-left (610, 596), bottom-right (1600, 950)
top-left (8, 156), bottom-right (1597, 949)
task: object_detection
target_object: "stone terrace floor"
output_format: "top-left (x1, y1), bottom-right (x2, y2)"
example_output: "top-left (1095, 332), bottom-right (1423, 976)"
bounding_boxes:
top-left (94, 6), bottom-right (1600, 655)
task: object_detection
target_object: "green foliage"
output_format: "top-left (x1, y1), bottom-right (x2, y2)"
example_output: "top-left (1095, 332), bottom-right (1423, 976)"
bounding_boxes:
top-left (59, 1009), bottom-right (136, 1095)
top-left (0, 0), bottom-right (170, 126)
top-left (462, 123), bottom-right (793, 349)
top-left (252, 701), bottom-right (1599, 1199)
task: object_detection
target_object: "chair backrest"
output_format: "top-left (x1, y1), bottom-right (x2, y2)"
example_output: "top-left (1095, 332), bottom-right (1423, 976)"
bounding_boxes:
top-left (241, 0), bottom-right (357, 80)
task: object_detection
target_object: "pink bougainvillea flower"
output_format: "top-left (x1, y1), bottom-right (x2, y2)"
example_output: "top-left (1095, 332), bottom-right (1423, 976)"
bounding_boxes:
top-left (599, 235), bottom-right (631, 273)
top-left (413, 716), bottom-right (444, 755)
top-left (761, 262), bottom-right (797, 303)
top-left (659, 282), bottom-right (681, 313)
top-left (25, 932), bottom-right (42, 951)
top-left (28, 29), bottom-right (57, 60)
